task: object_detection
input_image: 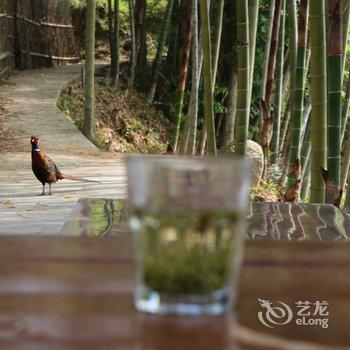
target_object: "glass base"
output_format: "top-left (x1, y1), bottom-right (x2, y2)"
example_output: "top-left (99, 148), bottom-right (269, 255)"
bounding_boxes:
top-left (134, 285), bottom-right (232, 315)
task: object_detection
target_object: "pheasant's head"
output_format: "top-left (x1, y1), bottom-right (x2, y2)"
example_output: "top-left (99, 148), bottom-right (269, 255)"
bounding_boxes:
top-left (30, 136), bottom-right (40, 151)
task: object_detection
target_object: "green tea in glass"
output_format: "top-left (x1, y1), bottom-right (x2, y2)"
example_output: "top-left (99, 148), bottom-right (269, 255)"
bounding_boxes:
top-left (127, 155), bottom-right (251, 315)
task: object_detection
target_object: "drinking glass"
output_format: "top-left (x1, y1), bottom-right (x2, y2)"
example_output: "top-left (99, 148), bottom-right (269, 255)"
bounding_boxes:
top-left (126, 155), bottom-right (251, 315)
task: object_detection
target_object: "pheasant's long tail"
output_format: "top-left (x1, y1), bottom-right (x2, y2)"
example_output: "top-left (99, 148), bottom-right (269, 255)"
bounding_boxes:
top-left (58, 173), bottom-right (101, 183)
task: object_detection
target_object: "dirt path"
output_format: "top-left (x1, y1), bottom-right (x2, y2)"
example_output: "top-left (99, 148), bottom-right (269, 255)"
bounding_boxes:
top-left (0, 64), bottom-right (127, 235)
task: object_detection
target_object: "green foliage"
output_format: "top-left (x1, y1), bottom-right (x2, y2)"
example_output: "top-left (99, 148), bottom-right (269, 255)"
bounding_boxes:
top-left (213, 85), bottom-right (228, 115)
top-left (94, 131), bottom-right (109, 148)
top-left (70, 0), bottom-right (167, 43)
top-left (249, 1), bottom-right (271, 122)
top-left (57, 91), bottom-right (83, 127)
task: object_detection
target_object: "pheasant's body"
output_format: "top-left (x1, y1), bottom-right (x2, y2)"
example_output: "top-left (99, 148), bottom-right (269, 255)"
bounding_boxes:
top-left (30, 136), bottom-right (99, 195)
top-left (31, 149), bottom-right (63, 186)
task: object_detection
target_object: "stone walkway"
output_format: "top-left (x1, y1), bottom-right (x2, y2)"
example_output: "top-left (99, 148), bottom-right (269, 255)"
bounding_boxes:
top-left (0, 64), bottom-right (127, 235)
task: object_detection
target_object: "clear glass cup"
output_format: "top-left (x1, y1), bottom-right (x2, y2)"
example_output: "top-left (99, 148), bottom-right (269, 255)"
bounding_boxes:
top-left (126, 155), bottom-right (251, 315)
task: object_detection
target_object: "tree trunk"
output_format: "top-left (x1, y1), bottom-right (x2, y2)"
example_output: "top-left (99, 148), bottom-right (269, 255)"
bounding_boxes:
top-left (199, 0), bottom-right (216, 155)
top-left (107, 0), bottom-right (116, 81)
top-left (309, 0), bottom-right (327, 203)
top-left (107, 0), bottom-right (120, 86)
top-left (165, 0), bottom-right (180, 77)
top-left (234, 0), bottom-right (250, 156)
top-left (327, 0), bottom-right (343, 186)
top-left (83, 0), bottom-right (96, 141)
top-left (171, 0), bottom-right (193, 152)
top-left (147, 0), bottom-right (175, 103)
top-left (128, 0), bottom-right (136, 89)
top-left (135, 0), bottom-right (147, 69)
top-left (113, 0), bottom-right (120, 85)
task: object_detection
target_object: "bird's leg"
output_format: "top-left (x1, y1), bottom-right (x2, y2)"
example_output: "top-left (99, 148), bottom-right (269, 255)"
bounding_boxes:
top-left (41, 184), bottom-right (45, 196)
top-left (49, 184), bottom-right (52, 196)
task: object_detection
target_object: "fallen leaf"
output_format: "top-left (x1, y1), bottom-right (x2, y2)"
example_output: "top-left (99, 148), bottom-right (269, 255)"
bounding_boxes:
top-left (64, 195), bottom-right (76, 199)
top-left (26, 208), bottom-right (36, 212)
top-left (2, 200), bottom-right (14, 206)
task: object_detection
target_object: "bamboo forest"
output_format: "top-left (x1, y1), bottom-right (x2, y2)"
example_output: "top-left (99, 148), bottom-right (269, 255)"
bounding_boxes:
top-left (82, 0), bottom-right (350, 208)
top-left (1, 0), bottom-right (350, 208)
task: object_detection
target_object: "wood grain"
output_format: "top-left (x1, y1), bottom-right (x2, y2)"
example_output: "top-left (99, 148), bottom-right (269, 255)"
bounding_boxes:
top-left (1, 199), bottom-right (350, 349)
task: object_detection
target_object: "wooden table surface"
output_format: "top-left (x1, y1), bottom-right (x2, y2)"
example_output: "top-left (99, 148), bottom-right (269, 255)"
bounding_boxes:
top-left (1, 199), bottom-right (350, 349)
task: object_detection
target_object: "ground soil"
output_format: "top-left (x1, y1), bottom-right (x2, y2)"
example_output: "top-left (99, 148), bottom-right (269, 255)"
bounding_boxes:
top-left (58, 72), bottom-right (172, 154)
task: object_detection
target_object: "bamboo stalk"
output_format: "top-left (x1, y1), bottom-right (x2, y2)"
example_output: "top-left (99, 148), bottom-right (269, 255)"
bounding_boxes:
top-left (234, 0), bottom-right (250, 156)
top-left (342, 1), bottom-right (350, 78)
top-left (260, 0), bottom-right (283, 169)
top-left (221, 0), bottom-right (237, 151)
top-left (309, 0), bottom-right (327, 203)
top-left (300, 155), bottom-right (311, 201)
top-left (199, 0), bottom-right (216, 155)
top-left (301, 119), bottom-right (311, 177)
top-left (327, 0), bottom-right (343, 186)
top-left (221, 68), bottom-right (237, 150)
top-left (181, 0), bottom-right (201, 155)
top-left (271, 0), bottom-right (286, 160)
top-left (171, 0), bottom-right (193, 152)
top-left (279, 102), bottom-right (291, 155)
top-left (256, 0), bottom-right (275, 139)
top-left (340, 123), bottom-right (350, 192)
top-left (345, 175), bottom-right (350, 211)
top-left (147, 0), bottom-right (174, 103)
top-left (301, 98), bottom-right (312, 141)
top-left (248, 0), bottom-right (259, 107)
top-left (285, 0), bottom-right (297, 164)
top-left (286, 0), bottom-right (309, 200)
top-left (341, 77), bottom-right (350, 143)
top-left (260, 0), bottom-right (275, 110)
top-left (212, 0), bottom-right (224, 87)
top-left (197, 0), bottom-right (221, 154)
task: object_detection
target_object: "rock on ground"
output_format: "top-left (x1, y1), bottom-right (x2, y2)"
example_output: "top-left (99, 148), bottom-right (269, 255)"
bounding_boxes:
top-left (246, 140), bottom-right (264, 188)
top-left (220, 140), bottom-right (264, 188)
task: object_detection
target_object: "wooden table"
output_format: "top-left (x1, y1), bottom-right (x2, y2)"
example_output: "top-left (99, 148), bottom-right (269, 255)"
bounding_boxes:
top-left (1, 199), bottom-right (350, 349)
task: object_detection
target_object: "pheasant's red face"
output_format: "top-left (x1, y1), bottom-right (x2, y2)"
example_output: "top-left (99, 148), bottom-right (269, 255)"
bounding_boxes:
top-left (30, 136), bottom-right (39, 144)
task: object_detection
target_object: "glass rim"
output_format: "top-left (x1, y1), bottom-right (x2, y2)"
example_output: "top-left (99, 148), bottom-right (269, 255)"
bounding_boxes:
top-left (125, 154), bottom-right (251, 166)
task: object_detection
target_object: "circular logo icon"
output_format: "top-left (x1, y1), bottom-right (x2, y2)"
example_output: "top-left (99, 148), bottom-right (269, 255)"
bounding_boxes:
top-left (258, 298), bottom-right (293, 328)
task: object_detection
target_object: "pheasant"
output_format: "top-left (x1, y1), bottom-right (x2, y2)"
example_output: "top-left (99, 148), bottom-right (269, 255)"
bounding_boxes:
top-left (30, 136), bottom-right (99, 195)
